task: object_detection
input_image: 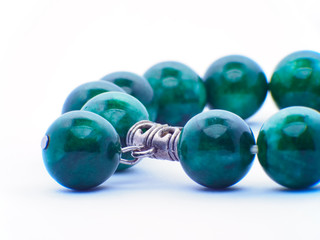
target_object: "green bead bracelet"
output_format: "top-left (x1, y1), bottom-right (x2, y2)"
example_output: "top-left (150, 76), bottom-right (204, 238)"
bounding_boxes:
top-left (41, 50), bottom-right (320, 191)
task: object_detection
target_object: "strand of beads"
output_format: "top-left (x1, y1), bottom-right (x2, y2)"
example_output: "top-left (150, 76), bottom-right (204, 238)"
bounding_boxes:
top-left (42, 101), bottom-right (320, 190)
top-left (42, 50), bottom-right (320, 190)
top-left (61, 50), bottom-right (320, 126)
top-left (122, 106), bottom-right (320, 190)
top-left (203, 50), bottom-right (320, 120)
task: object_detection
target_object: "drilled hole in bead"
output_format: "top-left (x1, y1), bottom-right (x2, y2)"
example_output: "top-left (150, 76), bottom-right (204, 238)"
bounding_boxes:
top-left (41, 135), bottom-right (49, 150)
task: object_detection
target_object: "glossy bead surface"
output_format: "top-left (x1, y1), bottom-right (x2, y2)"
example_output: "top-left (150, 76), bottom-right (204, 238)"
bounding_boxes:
top-left (257, 107), bottom-right (320, 189)
top-left (178, 110), bottom-right (256, 189)
top-left (82, 92), bottom-right (149, 171)
top-left (62, 81), bottom-right (124, 113)
top-left (270, 50), bottom-right (320, 110)
top-left (42, 111), bottom-right (121, 190)
top-left (144, 61), bottom-right (206, 126)
top-left (204, 55), bottom-right (268, 119)
top-left (101, 72), bottom-right (157, 121)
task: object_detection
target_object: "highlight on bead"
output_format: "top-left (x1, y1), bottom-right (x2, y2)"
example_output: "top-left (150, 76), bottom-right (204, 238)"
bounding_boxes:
top-left (204, 55), bottom-right (268, 119)
top-left (178, 110), bottom-right (256, 189)
top-left (42, 111), bottom-right (121, 190)
top-left (270, 50), bottom-right (320, 111)
top-left (144, 61), bottom-right (207, 126)
top-left (257, 106), bottom-right (320, 189)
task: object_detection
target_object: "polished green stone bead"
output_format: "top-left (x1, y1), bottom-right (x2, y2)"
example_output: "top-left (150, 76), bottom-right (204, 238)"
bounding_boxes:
top-left (204, 55), bottom-right (268, 119)
top-left (178, 110), bottom-right (256, 189)
top-left (62, 81), bottom-right (124, 113)
top-left (257, 107), bottom-right (320, 189)
top-left (42, 111), bottom-right (121, 190)
top-left (82, 92), bottom-right (149, 171)
top-left (270, 50), bottom-right (320, 110)
top-left (101, 72), bottom-right (157, 121)
top-left (144, 61), bottom-right (206, 126)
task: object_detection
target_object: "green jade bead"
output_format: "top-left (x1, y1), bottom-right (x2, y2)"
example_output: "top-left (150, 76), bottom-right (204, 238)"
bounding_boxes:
top-left (101, 72), bottom-right (157, 121)
top-left (270, 50), bottom-right (320, 110)
top-left (82, 92), bottom-right (149, 171)
top-left (204, 55), bottom-right (268, 119)
top-left (144, 61), bottom-right (206, 126)
top-left (42, 111), bottom-right (121, 190)
top-left (62, 81), bottom-right (124, 113)
top-left (257, 107), bottom-right (320, 189)
top-left (178, 110), bottom-right (256, 189)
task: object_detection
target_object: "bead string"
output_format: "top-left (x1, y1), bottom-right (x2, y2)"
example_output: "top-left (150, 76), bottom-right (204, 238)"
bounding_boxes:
top-left (41, 50), bottom-right (320, 191)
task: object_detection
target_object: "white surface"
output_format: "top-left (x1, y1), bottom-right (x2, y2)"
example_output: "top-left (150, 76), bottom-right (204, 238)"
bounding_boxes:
top-left (1, 1), bottom-right (320, 239)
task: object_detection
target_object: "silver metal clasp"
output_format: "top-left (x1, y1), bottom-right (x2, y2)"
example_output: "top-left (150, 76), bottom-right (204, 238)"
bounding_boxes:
top-left (120, 120), bottom-right (182, 165)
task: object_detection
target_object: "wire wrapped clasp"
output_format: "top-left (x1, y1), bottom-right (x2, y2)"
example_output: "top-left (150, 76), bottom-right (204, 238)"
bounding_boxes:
top-left (120, 120), bottom-right (182, 164)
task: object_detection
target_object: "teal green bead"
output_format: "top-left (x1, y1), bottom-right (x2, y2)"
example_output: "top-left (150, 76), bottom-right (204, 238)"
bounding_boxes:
top-left (257, 107), bottom-right (320, 189)
top-left (81, 92), bottom-right (149, 171)
top-left (270, 50), bottom-right (320, 110)
top-left (204, 55), bottom-right (268, 119)
top-left (144, 61), bottom-right (206, 126)
top-left (62, 81), bottom-right (124, 113)
top-left (178, 110), bottom-right (256, 189)
top-left (101, 72), bottom-right (157, 121)
top-left (42, 111), bottom-right (121, 190)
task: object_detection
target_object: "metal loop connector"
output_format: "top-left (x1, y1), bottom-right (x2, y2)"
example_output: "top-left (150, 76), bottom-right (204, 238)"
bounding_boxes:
top-left (125, 120), bottom-right (182, 161)
top-left (120, 145), bottom-right (143, 166)
top-left (120, 145), bottom-right (155, 165)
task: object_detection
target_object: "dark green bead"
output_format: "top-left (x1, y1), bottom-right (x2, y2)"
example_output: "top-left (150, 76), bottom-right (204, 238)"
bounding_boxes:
top-left (257, 107), bottom-right (320, 189)
top-left (204, 55), bottom-right (268, 119)
top-left (101, 72), bottom-right (157, 121)
top-left (144, 61), bottom-right (206, 126)
top-left (42, 111), bottom-right (121, 190)
top-left (270, 50), bottom-right (320, 110)
top-left (82, 92), bottom-right (149, 171)
top-left (178, 110), bottom-right (256, 189)
top-left (62, 81), bottom-right (124, 113)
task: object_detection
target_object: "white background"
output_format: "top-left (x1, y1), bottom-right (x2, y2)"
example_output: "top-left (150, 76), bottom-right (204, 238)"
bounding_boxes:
top-left (1, 0), bottom-right (320, 239)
